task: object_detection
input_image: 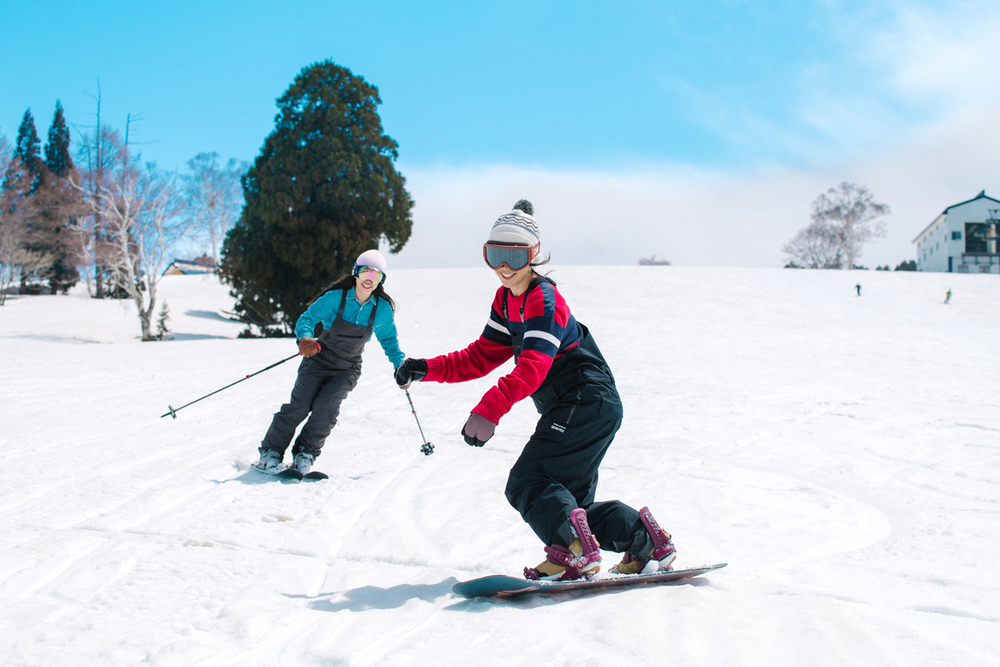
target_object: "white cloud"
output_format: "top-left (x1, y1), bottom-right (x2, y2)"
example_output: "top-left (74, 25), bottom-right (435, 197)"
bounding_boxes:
top-left (874, 0), bottom-right (1000, 104)
top-left (384, 2), bottom-right (1000, 273)
top-left (392, 99), bottom-right (1000, 271)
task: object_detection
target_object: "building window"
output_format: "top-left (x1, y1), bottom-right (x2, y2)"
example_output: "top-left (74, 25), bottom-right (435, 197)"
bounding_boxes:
top-left (952, 231), bottom-right (962, 240)
top-left (966, 222), bottom-right (998, 254)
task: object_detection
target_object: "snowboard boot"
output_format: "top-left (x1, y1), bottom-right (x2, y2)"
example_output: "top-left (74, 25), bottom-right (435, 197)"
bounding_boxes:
top-left (611, 506), bottom-right (676, 575)
top-left (253, 448), bottom-right (283, 474)
top-left (524, 508), bottom-right (602, 581)
top-left (292, 452), bottom-right (314, 475)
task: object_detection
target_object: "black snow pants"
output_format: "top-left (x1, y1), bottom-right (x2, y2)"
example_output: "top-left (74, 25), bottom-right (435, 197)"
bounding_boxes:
top-left (259, 359), bottom-right (359, 459)
top-left (504, 328), bottom-right (648, 555)
top-left (260, 288), bottom-right (374, 460)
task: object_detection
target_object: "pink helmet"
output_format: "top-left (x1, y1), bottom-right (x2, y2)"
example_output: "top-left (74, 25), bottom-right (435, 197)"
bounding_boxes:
top-left (354, 249), bottom-right (387, 273)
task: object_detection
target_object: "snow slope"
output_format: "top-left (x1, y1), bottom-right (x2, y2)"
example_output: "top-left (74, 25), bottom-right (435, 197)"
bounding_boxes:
top-left (0, 267), bottom-right (998, 666)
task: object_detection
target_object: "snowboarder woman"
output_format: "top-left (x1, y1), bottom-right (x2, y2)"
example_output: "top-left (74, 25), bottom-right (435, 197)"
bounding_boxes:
top-left (254, 249), bottom-right (405, 476)
top-left (394, 201), bottom-right (676, 581)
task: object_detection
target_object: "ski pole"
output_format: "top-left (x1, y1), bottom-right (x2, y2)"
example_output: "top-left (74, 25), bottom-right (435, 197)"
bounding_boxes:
top-left (405, 389), bottom-right (434, 455)
top-left (161, 352), bottom-right (300, 419)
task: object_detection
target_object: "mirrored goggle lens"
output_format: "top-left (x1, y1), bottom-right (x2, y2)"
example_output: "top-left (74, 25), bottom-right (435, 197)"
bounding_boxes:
top-left (357, 267), bottom-right (383, 283)
top-left (484, 244), bottom-right (531, 270)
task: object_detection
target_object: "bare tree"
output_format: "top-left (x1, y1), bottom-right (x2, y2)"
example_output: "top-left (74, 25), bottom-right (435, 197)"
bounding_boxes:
top-left (73, 130), bottom-right (193, 339)
top-left (182, 153), bottom-right (246, 262)
top-left (811, 182), bottom-right (889, 270)
top-left (74, 85), bottom-right (121, 298)
top-left (782, 219), bottom-right (843, 269)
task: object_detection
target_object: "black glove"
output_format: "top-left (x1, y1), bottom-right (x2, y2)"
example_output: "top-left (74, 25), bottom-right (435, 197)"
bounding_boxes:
top-left (395, 358), bottom-right (428, 388)
top-left (462, 413), bottom-right (496, 447)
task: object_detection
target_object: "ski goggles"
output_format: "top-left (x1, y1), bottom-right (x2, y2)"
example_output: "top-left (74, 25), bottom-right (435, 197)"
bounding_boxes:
top-left (483, 242), bottom-right (540, 270)
top-left (353, 265), bottom-right (385, 285)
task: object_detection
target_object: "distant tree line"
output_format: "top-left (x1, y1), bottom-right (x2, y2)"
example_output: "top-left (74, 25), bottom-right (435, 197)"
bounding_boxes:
top-left (4, 62), bottom-right (416, 342)
top-left (0, 103), bottom-right (84, 302)
top-left (0, 95), bottom-right (247, 339)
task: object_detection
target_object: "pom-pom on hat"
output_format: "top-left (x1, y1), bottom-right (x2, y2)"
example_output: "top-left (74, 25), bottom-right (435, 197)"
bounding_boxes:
top-left (489, 200), bottom-right (540, 247)
top-left (354, 249), bottom-right (387, 273)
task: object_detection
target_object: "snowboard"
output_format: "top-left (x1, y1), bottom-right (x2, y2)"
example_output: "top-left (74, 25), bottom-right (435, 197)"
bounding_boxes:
top-left (452, 563), bottom-right (726, 599)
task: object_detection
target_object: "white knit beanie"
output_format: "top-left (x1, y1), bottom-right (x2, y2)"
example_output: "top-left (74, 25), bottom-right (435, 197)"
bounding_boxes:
top-left (489, 199), bottom-right (540, 246)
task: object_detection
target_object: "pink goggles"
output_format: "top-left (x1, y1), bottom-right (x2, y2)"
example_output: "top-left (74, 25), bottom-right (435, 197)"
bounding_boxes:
top-left (353, 265), bottom-right (385, 285)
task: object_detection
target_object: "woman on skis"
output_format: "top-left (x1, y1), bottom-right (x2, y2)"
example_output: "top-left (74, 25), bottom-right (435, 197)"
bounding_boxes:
top-left (393, 201), bottom-right (676, 581)
top-left (254, 249), bottom-right (405, 477)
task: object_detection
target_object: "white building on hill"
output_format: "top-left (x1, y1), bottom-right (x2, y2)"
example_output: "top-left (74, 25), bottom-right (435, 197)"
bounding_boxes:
top-left (912, 191), bottom-right (999, 273)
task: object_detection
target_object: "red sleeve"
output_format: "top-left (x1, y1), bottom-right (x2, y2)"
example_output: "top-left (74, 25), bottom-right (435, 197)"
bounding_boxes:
top-left (424, 290), bottom-right (513, 383)
top-left (424, 337), bottom-right (513, 383)
top-left (470, 349), bottom-right (553, 424)
top-left (424, 286), bottom-right (561, 425)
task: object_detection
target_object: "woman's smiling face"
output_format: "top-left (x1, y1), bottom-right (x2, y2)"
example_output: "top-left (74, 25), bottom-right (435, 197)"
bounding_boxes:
top-left (494, 261), bottom-right (534, 296)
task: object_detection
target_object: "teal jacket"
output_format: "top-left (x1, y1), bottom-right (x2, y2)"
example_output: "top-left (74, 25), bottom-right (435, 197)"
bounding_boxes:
top-left (294, 288), bottom-right (405, 368)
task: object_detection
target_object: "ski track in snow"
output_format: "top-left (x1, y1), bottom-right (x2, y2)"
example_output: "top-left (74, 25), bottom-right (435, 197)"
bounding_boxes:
top-left (1, 268), bottom-right (999, 666)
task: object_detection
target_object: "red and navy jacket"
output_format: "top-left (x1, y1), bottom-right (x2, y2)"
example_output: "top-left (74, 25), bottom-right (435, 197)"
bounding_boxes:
top-left (424, 277), bottom-right (585, 424)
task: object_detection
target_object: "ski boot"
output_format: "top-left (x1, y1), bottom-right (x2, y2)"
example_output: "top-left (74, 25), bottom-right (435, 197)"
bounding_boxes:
top-left (524, 508), bottom-right (602, 581)
top-left (611, 506), bottom-right (676, 575)
top-left (252, 448), bottom-right (283, 474)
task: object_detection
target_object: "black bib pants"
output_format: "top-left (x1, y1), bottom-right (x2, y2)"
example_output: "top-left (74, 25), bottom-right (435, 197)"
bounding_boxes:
top-left (260, 290), bottom-right (377, 460)
top-left (503, 319), bottom-right (648, 555)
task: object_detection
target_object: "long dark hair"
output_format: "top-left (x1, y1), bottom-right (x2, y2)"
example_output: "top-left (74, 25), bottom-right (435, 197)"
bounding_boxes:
top-left (308, 273), bottom-right (397, 311)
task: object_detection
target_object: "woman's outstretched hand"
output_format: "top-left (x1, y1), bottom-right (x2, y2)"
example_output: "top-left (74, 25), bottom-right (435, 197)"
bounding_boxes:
top-left (394, 358), bottom-right (428, 389)
top-left (462, 413), bottom-right (496, 447)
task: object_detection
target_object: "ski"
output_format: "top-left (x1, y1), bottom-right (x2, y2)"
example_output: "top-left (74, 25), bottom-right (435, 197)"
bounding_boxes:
top-left (453, 562), bottom-right (727, 599)
top-left (277, 469), bottom-right (328, 481)
top-left (251, 464), bottom-right (326, 481)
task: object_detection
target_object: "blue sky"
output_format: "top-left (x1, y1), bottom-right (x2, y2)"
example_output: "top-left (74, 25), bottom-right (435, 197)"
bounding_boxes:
top-left (3, 0), bottom-right (999, 268)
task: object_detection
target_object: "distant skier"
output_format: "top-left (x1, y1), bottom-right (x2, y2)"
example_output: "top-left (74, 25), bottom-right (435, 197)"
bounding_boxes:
top-left (945, 289), bottom-right (952, 304)
top-left (856, 283), bottom-right (862, 296)
top-left (394, 200), bottom-right (677, 581)
top-left (253, 249), bottom-right (406, 476)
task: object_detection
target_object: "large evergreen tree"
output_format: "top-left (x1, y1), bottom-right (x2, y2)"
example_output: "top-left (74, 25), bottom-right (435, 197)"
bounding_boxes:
top-left (14, 110), bottom-right (44, 192)
top-left (43, 101), bottom-right (82, 293)
top-left (45, 101), bottom-right (73, 177)
top-left (219, 61), bottom-right (413, 333)
top-left (12, 110), bottom-right (52, 292)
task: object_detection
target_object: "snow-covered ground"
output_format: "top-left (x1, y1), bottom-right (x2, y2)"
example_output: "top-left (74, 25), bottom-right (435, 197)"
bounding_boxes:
top-left (1, 266), bottom-right (998, 666)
